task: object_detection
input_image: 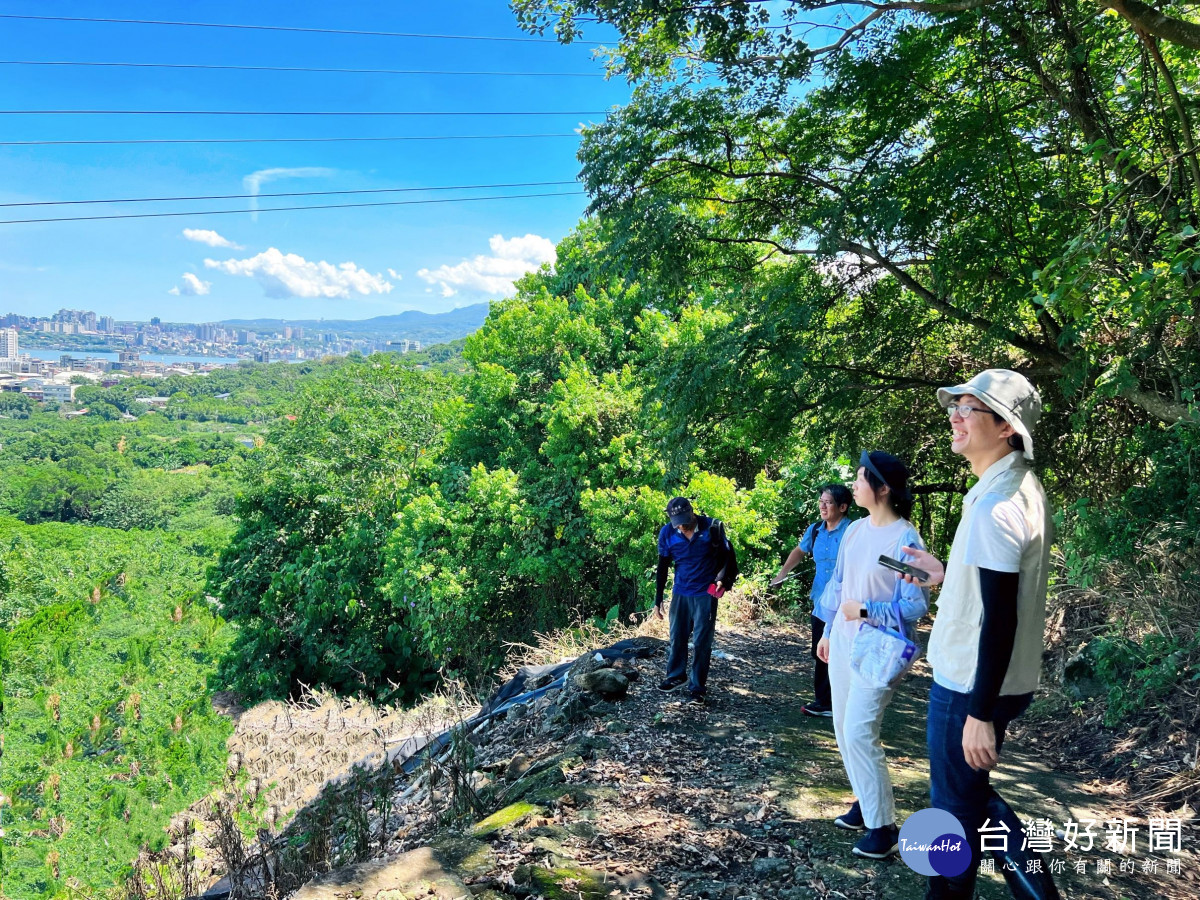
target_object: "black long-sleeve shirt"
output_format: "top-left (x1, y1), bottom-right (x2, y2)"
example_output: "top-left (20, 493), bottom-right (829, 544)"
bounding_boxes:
top-left (968, 567), bottom-right (1021, 721)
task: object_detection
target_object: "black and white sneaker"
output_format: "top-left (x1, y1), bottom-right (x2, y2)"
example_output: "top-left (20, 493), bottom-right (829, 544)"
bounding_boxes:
top-left (852, 824), bottom-right (900, 859)
top-left (833, 801), bottom-right (866, 831)
top-left (685, 690), bottom-right (706, 705)
top-left (657, 675), bottom-right (687, 692)
top-left (801, 702), bottom-right (834, 718)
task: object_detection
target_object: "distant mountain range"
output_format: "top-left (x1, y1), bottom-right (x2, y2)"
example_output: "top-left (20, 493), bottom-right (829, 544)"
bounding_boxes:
top-left (221, 302), bottom-right (491, 344)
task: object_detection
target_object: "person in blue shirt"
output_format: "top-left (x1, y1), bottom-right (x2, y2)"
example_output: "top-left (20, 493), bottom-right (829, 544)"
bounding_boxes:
top-left (654, 496), bottom-right (735, 704)
top-left (770, 483), bottom-right (852, 717)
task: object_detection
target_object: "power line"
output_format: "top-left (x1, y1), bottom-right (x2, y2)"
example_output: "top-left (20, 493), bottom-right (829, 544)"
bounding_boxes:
top-left (0, 109), bottom-right (609, 117)
top-left (0, 133), bottom-right (581, 147)
top-left (0, 180), bottom-right (580, 208)
top-left (0, 13), bottom-right (604, 45)
top-left (0, 60), bottom-right (603, 77)
top-left (0, 190), bottom-right (588, 225)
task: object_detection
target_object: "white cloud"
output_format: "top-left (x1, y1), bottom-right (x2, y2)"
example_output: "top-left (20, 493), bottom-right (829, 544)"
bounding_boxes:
top-left (204, 247), bottom-right (393, 299)
top-left (182, 228), bottom-right (242, 249)
top-left (417, 233), bottom-right (556, 298)
top-left (242, 166), bottom-right (337, 193)
top-left (387, 268), bottom-right (404, 280)
top-left (242, 167), bottom-right (336, 218)
top-left (169, 273), bottom-right (212, 296)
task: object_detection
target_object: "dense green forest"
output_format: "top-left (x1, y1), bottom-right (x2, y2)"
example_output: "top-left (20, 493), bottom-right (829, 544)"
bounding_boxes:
top-left (213, 0), bottom-right (1200, 790)
top-left (0, 353), bottom-right (461, 897)
top-left (5, 0), bottom-right (1200, 896)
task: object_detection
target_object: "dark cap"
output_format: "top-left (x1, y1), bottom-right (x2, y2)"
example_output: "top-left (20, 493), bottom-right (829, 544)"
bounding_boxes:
top-left (860, 450), bottom-right (910, 497)
top-left (666, 496), bottom-right (696, 527)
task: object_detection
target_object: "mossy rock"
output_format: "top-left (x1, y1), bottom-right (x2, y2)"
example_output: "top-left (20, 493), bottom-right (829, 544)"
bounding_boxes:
top-left (429, 834), bottom-right (494, 878)
top-left (575, 734), bottom-right (613, 755)
top-left (506, 753), bottom-right (581, 803)
top-left (567, 821), bottom-right (599, 839)
top-left (525, 863), bottom-right (610, 900)
top-left (525, 824), bottom-right (573, 843)
top-left (553, 783), bottom-right (618, 807)
top-left (469, 801), bottom-right (542, 838)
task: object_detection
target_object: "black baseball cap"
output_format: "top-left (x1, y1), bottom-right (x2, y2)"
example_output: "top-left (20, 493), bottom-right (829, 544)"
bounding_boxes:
top-left (666, 496), bottom-right (696, 527)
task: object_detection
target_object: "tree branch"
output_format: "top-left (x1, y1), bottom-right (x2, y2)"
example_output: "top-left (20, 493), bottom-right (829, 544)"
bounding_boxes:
top-left (1099, 0), bottom-right (1200, 50)
top-left (840, 240), bottom-right (1072, 366)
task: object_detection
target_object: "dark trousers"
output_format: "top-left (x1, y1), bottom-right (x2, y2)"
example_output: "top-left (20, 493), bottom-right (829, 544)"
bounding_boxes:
top-left (926, 682), bottom-right (1060, 900)
top-left (810, 614), bottom-right (832, 708)
top-left (665, 591), bottom-right (718, 694)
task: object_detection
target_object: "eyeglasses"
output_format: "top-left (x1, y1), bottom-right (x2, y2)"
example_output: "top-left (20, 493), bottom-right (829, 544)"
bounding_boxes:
top-left (946, 404), bottom-right (997, 420)
top-left (818, 500), bottom-right (835, 507)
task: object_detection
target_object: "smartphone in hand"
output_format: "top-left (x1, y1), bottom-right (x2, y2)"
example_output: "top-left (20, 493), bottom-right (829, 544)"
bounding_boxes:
top-left (707, 583), bottom-right (726, 599)
top-left (878, 555), bottom-right (931, 583)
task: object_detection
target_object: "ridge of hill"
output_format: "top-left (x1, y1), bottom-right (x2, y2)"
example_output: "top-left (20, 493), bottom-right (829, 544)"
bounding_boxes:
top-left (142, 610), bottom-right (1197, 900)
top-left (219, 304), bottom-right (490, 343)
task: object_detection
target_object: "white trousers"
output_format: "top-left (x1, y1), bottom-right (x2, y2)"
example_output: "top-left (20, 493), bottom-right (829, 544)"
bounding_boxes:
top-left (827, 617), bottom-right (898, 829)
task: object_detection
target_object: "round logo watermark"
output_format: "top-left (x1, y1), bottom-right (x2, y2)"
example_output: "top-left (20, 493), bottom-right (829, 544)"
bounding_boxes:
top-left (898, 808), bottom-right (972, 877)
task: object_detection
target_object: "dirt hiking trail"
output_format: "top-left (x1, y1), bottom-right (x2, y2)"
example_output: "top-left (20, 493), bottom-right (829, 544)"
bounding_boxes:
top-left (281, 618), bottom-right (1197, 900)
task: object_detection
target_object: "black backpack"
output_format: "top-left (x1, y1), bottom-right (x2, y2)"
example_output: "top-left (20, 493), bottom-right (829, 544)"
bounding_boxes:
top-left (710, 518), bottom-right (740, 589)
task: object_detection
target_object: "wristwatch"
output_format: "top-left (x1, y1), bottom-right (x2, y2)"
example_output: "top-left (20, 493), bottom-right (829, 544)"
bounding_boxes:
top-left (859, 607), bottom-right (869, 619)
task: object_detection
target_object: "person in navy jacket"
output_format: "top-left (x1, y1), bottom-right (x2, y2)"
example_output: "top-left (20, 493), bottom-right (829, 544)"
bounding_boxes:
top-left (654, 496), bottom-right (735, 704)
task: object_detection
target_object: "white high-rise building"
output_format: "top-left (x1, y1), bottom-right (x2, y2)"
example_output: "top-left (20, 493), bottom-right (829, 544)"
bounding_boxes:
top-left (0, 327), bottom-right (17, 359)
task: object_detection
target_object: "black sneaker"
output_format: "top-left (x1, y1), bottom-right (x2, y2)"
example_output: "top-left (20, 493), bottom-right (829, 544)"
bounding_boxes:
top-left (685, 690), bottom-right (706, 704)
top-left (852, 824), bottom-right (899, 859)
top-left (833, 801), bottom-right (865, 831)
top-left (801, 702), bottom-right (833, 718)
top-left (657, 676), bottom-right (687, 692)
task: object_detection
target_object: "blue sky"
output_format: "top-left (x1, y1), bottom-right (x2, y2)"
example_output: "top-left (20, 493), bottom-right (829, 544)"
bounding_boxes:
top-left (0, 1), bottom-right (631, 322)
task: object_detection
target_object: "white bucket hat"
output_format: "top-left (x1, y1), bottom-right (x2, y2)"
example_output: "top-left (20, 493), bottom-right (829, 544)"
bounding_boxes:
top-left (937, 369), bottom-right (1042, 461)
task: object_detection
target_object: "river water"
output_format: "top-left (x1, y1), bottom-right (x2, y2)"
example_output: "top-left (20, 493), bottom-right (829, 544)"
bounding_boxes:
top-left (21, 348), bottom-right (245, 366)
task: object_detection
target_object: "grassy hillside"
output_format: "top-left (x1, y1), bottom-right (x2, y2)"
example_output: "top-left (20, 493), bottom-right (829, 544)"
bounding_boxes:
top-left (0, 519), bottom-right (234, 899)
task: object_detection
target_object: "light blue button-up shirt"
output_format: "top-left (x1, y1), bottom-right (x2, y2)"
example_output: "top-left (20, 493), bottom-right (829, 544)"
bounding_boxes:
top-left (800, 516), bottom-right (850, 622)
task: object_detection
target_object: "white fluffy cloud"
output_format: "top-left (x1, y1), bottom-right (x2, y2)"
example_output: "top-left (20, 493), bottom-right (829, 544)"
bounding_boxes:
top-left (204, 248), bottom-right (393, 299)
top-left (417, 233), bottom-right (556, 298)
top-left (169, 273), bottom-right (212, 296)
top-left (182, 228), bottom-right (242, 249)
top-left (387, 268), bottom-right (404, 280)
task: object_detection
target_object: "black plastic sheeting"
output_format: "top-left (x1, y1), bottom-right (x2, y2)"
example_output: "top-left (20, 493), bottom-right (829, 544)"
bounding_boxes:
top-left (479, 638), bottom-right (659, 718)
top-left (399, 637), bottom-right (660, 775)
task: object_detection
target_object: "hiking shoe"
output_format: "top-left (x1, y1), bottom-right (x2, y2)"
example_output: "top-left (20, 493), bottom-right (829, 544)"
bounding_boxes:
top-left (852, 824), bottom-right (900, 859)
top-left (686, 690), bottom-right (706, 704)
top-left (657, 675), bottom-right (687, 692)
top-left (833, 801), bottom-right (866, 831)
top-left (801, 702), bottom-right (834, 718)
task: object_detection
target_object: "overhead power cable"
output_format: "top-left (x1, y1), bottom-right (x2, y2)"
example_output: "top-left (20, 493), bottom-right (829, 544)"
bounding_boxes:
top-left (0, 133), bottom-right (581, 147)
top-left (0, 60), bottom-right (603, 77)
top-left (0, 109), bottom-right (608, 117)
top-left (0, 14), bottom-right (604, 45)
top-left (0, 190), bottom-right (588, 225)
top-left (0, 180), bottom-right (580, 208)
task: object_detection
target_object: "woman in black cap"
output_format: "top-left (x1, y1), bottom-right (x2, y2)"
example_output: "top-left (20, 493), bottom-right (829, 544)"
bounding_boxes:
top-left (815, 451), bottom-right (930, 859)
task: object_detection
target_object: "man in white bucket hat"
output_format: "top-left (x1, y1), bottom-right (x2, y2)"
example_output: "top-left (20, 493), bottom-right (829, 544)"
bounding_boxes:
top-left (902, 369), bottom-right (1061, 899)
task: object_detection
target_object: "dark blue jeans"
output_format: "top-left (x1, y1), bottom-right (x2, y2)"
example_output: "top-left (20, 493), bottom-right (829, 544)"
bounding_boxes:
top-left (927, 682), bottom-right (1033, 897)
top-left (666, 591), bottom-right (718, 694)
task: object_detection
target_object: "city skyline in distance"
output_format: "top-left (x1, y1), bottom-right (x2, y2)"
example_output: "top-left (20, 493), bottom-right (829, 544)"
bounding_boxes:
top-left (2, 301), bottom-right (491, 367)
